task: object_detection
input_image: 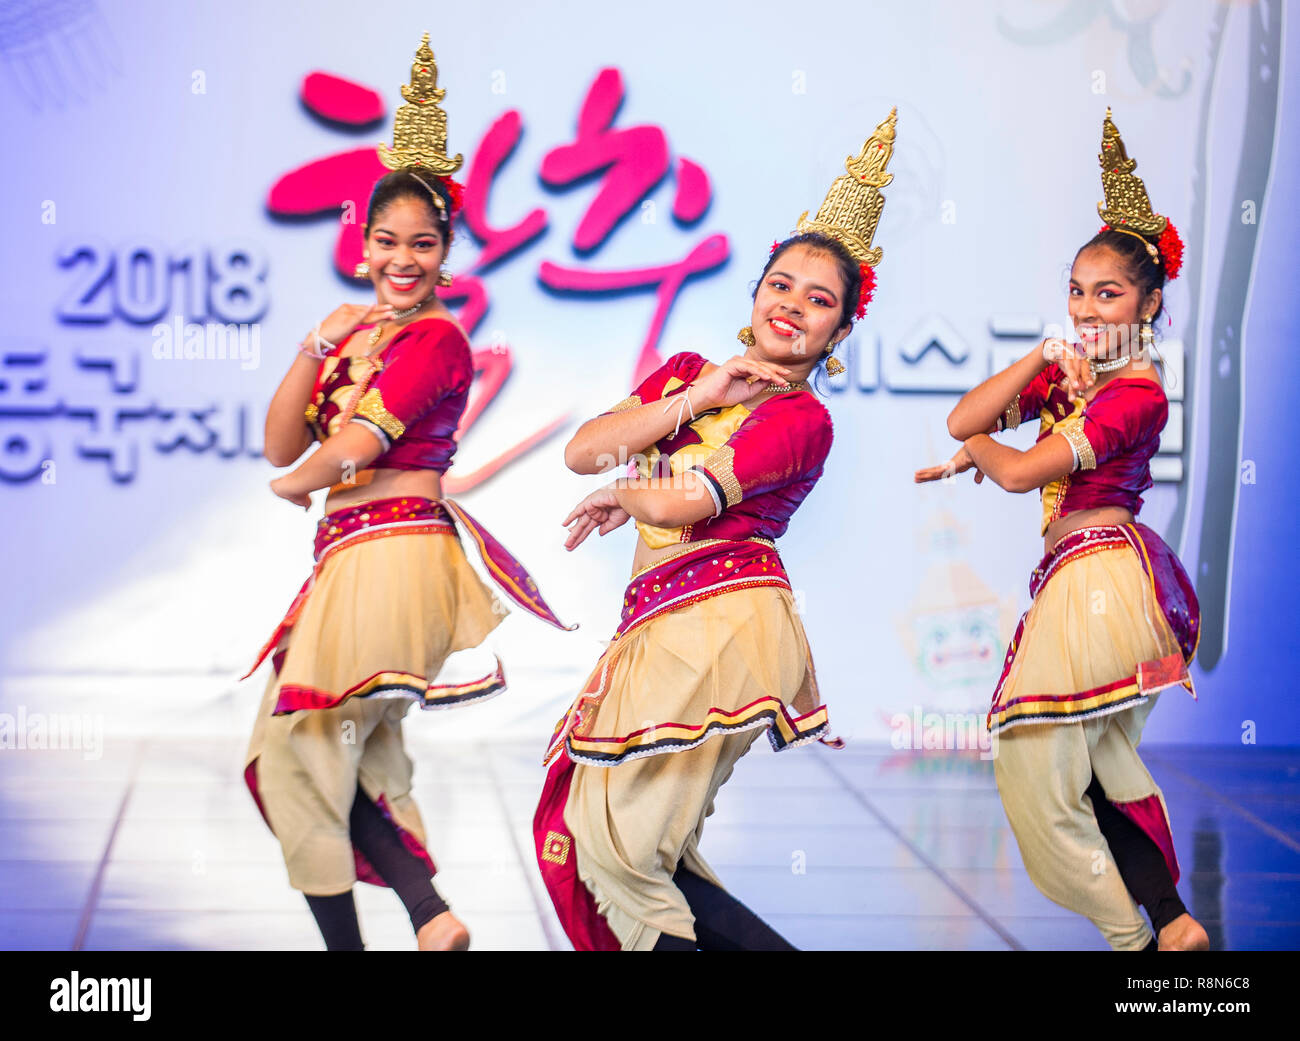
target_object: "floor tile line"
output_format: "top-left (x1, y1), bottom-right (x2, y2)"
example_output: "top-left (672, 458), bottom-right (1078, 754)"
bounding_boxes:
top-left (1144, 750), bottom-right (1300, 854)
top-left (482, 745), bottom-right (564, 952)
top-left (814, 751), bottom-right (1025, 951)
top-left (72, 739), bottom-right (147, 951)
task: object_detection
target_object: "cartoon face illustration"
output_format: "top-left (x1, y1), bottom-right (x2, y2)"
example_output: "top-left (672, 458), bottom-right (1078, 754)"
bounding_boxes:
top-left (912, 603), bottom-right (1002, 687)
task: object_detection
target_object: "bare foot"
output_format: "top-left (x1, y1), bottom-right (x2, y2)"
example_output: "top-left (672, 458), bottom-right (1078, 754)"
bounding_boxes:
top-left (417, 910), bottom-right (470, 951)
top-left (1157, 913), bottom-right (1209, 951)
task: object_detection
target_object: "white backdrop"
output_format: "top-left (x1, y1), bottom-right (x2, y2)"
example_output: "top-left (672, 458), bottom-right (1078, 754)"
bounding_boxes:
top-left (0, 0), bottom-right (1294, 746)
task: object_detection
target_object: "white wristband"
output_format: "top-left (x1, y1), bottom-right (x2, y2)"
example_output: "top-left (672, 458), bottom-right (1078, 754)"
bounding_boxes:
top-left (663, 388), bottom-right (696, 439)
top-left (299, 326), bottom-right (337, 359)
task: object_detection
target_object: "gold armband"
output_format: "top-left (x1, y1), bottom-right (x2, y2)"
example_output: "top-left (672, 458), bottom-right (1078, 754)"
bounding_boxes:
top-left (1001, 398), bottom-right (1021, 432)
top-left (353, 388), bottom-right (405, 440)
top-left (1057, 418), bottom-right (1096, 471)
top-left (694, 445), bottom-right (741, 508)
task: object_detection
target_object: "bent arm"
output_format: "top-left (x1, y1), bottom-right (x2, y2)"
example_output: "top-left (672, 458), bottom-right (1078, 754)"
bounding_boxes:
top-left (947, 343), bottom-right (1050, 441)
top-left (264, 352), bottom-right (321, 466)
top-left (608, 471), bottom-right (718, 528)
top-left (964, 431), bottom-right (1075, 494)
top-left (564, 383), bottom-right (710, 474)
top-left (272, 423), bottom-right (385, 497)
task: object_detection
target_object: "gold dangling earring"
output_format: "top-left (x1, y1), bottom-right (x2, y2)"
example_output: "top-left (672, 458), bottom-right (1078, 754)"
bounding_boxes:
top-left (824, 339), bottom-right (846, 376)
top-left (737, 326), bottom-right (756, 347)
top-left (437, 268), bottom-right (453, 288)
top-left (1139, 314), bottom-right (1155, 352)
top-left (354, 260), bottom-right (370, 278)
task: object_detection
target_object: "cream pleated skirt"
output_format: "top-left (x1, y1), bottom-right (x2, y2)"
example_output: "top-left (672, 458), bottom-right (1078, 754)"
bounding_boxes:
top-left (563, 584), bottom-right (816, 949)
top-left (245, 529), bottom-right (505, 894)
top-left (994, 543), bottom-right (1183, 722)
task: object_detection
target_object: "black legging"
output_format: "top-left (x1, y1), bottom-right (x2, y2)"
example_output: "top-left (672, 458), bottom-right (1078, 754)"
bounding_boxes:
top-left (1088, 773), bottom-right (1187, 938)
top-left (304, 786), bottom-right (450, 951)
top-left (652, 867), bottom-right (797, 951)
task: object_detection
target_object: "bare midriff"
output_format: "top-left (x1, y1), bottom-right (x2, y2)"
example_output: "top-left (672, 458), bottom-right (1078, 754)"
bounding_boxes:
top-left (324, 467), bottom-right (443, 512)
top-left (629, 535), bottom-right (698, 578)
top-left (1044, 505), bottom-right (1135, 555)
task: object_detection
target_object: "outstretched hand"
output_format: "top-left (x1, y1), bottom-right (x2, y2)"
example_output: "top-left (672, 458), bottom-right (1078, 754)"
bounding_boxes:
top-left (562, 485), bottom-right (631, 551)
top-left (914, 445), bottom-right (985, 485)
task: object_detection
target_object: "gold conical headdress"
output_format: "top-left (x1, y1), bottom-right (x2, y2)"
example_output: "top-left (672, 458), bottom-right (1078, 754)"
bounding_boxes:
top-left (796, 108), bottom-right (896, 268)
top-left (377, 33), bottom-right (463, 176)
top-left (1097, 107), bottom-right (1166, 237)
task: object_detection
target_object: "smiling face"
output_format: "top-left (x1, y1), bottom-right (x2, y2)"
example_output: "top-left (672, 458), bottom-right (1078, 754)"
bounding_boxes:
top-left (750, 244), bottom-right (852, 369)
top-left (1069, 245), bottom-right (1162, 359)
top-left (363, 195), bottom-right (447, 309)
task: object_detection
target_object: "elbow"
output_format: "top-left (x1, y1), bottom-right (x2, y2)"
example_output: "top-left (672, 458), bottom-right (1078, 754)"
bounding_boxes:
top-left (1000, 469), bottom-right (1034, 495)
top-left (947, 410), bottom-right (975, 442)
top-left (631, 493), bottom-right (677, 530)
top-left (639, 503), bottom-right (674, 529)
top-left (264, 423), bottom-right (311, 468)
top-left (565, 433), bottom-right (627, 475)
top-left (564, 439), bottom-right (594, 475)
top-left (640, 495), bottom-right (703, 530)
top-left (563, 424), bottom-right (601, 475)
top-left (264, 445), bottom-right (295, 468)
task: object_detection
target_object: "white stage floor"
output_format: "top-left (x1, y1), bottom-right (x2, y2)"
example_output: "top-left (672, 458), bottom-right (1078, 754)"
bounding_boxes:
top-left (1, 674), bottom-right (1296, 950)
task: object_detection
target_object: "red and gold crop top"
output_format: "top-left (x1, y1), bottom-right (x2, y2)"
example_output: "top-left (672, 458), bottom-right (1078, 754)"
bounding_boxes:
top-left (602, 351), bottom-right (834, 547)
top-left (998, 363), bottom-right (1169, 535)
top-left (304, 316), bottom-right (473, 473)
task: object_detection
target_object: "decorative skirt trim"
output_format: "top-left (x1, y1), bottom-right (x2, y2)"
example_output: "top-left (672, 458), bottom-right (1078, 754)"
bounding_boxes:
top-left (545, 538), bottom-right (839, 767)
top-left (272, 657), bottom-right (508, 715)
top-left (564, 697), bottom-right (831, 767)
top-left (989, 651), bottom-right (1191, 735)
top-left (987, 522), bottom-right (1199, 735)
top-left (990, 673), bottom-right (1144, 733)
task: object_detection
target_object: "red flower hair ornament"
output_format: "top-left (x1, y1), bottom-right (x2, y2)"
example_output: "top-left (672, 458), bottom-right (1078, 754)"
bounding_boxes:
top-left (1155, 222), bottom-right (1184, 280)
top-left (855, 263), bottom-right (876, 320)
top-left (438, 175), bottom-right (465, 217)
top-left (1098, 221), bottom-right (1184, 282)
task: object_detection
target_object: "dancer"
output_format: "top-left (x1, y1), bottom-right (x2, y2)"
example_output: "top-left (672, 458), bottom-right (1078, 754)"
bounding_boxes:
top-left (242, 34), bottom-right (570, 952)
top-left (915, 110), bottom-right (1206, 951)
top-left (534, 112), bottom-right (899, 951)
